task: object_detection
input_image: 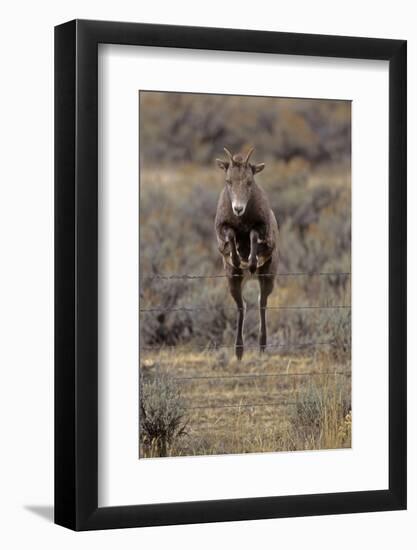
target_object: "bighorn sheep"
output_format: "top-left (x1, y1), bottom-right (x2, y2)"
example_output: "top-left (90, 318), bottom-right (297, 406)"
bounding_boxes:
top-left (215, 147), bottom-right (279, 360)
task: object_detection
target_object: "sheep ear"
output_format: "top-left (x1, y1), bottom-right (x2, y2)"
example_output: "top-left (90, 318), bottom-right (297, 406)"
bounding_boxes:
top-left (251, 162), bottom-right (265, 174)
top-left (216, 159), bottom-right (229, 171)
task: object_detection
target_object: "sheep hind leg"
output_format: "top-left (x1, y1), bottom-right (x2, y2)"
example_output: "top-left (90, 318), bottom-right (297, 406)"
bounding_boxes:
top-left (259, 275), bottom-right (274, 353)
top-left (228, 272), bottom-right (245, 360)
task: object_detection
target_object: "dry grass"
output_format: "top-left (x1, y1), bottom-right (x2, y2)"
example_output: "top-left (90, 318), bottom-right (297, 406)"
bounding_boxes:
top-left (139, 348), bottom-right (351, 458)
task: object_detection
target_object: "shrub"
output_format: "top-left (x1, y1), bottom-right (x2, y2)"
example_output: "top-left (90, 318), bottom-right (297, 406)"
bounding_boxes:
top-left (140, 373), bottom-right (188, 457)
top-left (289, 376), bottom-right (351, 449)
top-left (140, 92), bottom-right (351, 165)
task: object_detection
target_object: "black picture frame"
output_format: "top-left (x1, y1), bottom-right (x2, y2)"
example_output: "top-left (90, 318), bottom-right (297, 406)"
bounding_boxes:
top-left (55, 19), bottom-right (407, 531)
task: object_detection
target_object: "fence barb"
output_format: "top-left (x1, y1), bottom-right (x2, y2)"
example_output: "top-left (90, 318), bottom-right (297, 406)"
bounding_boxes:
top-left (141, 271), bottom-right (351, 281)
top-left (140, 304), bottom-right (351, 313)
top-left (141, 340), bottom-right (340, 352)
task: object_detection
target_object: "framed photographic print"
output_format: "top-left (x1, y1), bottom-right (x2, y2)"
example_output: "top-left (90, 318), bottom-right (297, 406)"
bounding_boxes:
top-left (55, 20), bottom-right (406, 530)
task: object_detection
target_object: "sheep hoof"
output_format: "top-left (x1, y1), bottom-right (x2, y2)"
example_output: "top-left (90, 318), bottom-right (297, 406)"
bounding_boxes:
top-left (235, 344), bottom-right (244, 360)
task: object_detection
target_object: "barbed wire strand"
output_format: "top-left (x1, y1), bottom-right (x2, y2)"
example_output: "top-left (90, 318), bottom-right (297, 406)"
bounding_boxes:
top-left (142, 271), bottom-right (351, 281)
top-left (140, 304), bottom-right (351, 313)
top-left (189, 422), bottom-right (322, 432)
top-left (141, 340), bottom-right (339, 351)
top-left (171, 371), bottom-right (350, 381)
top-left (187, 401), bottom-right (298, 410)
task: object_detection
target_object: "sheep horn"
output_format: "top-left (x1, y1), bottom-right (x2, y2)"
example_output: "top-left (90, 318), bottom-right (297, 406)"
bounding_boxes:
top-left (223, 147), bottom-right (233, 162)
top-left (244, 146), bottom-right (255, 164)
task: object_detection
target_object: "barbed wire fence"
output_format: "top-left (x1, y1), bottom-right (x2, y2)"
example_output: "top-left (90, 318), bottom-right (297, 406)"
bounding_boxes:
top-left (141, 271), bottom-right (351, 280)
top-left (139, 271), bottom-right (351, 417)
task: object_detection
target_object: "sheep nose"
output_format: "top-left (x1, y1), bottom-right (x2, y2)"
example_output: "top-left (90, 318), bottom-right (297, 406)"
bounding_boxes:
top-left (234, 206), bottom-right (243, 215)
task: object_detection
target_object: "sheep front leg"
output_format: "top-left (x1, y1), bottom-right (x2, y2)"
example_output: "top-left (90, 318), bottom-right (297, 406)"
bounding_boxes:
top-left (249, 229), bottom-right (259, 274)
top-left (223, 227), bottom-right (240, 269)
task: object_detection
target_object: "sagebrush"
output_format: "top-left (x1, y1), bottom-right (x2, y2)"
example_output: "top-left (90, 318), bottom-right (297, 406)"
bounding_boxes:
top-left (140, 373), bottom-right (189, 457)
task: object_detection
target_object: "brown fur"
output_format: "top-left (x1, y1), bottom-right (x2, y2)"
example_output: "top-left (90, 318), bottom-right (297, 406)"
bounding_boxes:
top-left (214, 147), bottom-right (279, 359)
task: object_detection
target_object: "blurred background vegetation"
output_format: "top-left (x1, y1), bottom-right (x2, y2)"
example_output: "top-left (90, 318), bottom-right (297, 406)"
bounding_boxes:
top-left (140, 92), bottom-right (351, 165)
top-left (139, 91), bottom-right (351, 457)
